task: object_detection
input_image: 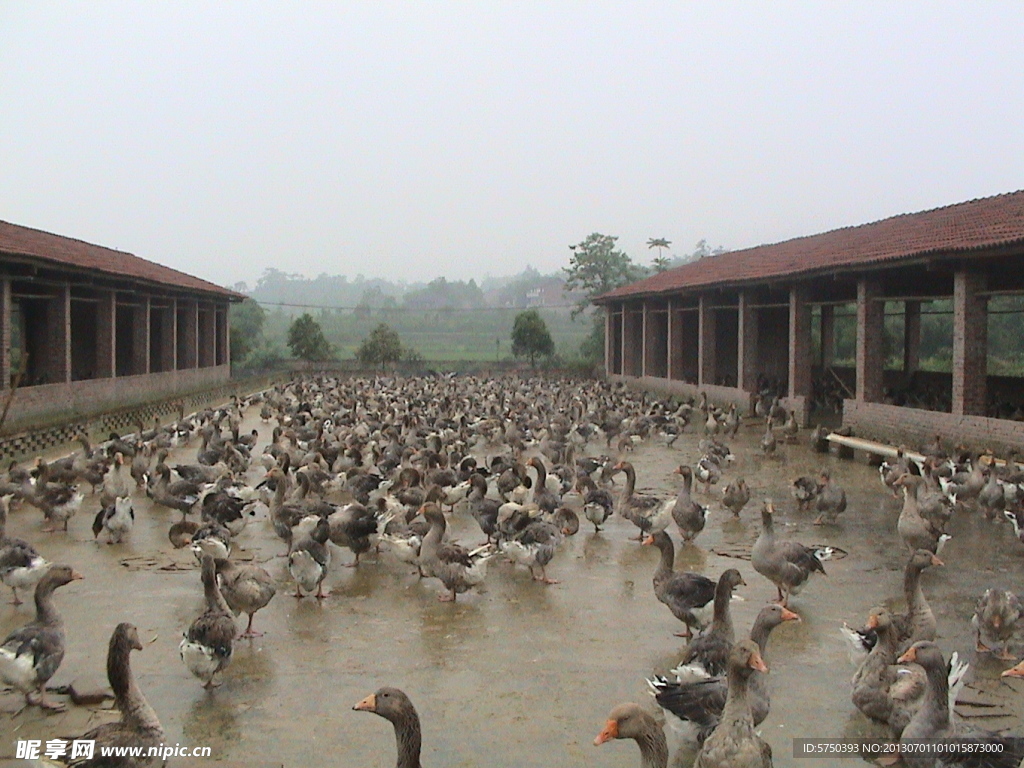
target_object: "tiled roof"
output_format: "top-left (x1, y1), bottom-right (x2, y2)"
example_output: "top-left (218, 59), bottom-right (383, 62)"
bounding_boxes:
top-left (0, 220), bottom-right (242, 298)
top-left (597, 190), bottom-right (1024, 302)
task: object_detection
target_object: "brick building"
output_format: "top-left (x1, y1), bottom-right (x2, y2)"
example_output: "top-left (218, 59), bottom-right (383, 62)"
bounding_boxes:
top-left (0, 221), bottom-right (241, 431)
top-left (594, 191), bottom-right (1024, 450)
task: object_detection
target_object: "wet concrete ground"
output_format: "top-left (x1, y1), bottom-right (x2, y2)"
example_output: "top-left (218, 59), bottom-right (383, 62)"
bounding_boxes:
top-left (2, 396), bottom-right (1024, 767)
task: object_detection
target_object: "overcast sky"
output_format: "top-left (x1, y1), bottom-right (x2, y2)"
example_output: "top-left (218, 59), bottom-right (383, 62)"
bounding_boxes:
top-left (2, 2), bottom-right (1022, 288)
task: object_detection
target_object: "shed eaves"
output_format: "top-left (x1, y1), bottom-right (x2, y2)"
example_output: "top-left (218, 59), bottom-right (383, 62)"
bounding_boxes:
top-left (0, 220), bottom-right (242, 298)
top-left (597, 190), bottom-right (1024, 302)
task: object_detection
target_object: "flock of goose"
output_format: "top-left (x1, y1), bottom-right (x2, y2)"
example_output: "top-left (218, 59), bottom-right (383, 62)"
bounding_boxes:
top-left (1, 374), bottom-right (1024, 766)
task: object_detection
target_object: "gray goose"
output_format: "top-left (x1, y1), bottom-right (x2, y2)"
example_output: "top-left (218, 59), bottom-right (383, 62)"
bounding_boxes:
top-left (594, 702), bottom-right (668, 768)
top-left (673, 569), bottom-right (746, 677)
top-left (722, 477), bottom-right (751, 517)
top-left (0, 494), bottom-right (50, 605)
top-left (901, 641), bottom-right (1024, 768)
top-left (692, 639), bottom-right (773, 768)
top-left (972, 588), bottom-right (1020, 660)
top-left (179, 554), bottom-right (235, 688)
top-left (642, 530), bottom-right (715, 638)
top-left (671, 466), bottom-right (707, 542)
top-left (418, 502), bottom-right (496, 601)
top-left (813, 469), bottom-right (846, 525)
top-left (64, 623), bottom-right (164, 766)
top-left (0, 564), bottom-right (82, 710)
top-left (751, 499), bottom-right (829, 607)
top-left (896, 475), bottom-right (951, 555)
top-left (650, 604), bottom-right (799, 744)
top-left (353, 687), bottom-right (423, 768)
top-left (612, 461), bottom-right (672, 540)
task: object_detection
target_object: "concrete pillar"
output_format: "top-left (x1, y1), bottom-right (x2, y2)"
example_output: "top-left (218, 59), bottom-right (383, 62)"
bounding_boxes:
top-left (132, 296), bottom-right (150, 375)
top-left (698, 294), bottom-right (717, 387)
top-left (952, 270), bottom-right (987, 416)
top-left (903, 300), bottom-right (921, 382)
top-left (820, 305), bottom-right (835, 368)
top-left (96, 290), bottom-right (115, 378)
top-left (856, 279), bottom-right (884, 403)
top-left (737, 291), bottom-right (758, 392)
top-left (45, 284), bottom-right (71, 384)
top-left (0, 279), bottom-right (10, 388)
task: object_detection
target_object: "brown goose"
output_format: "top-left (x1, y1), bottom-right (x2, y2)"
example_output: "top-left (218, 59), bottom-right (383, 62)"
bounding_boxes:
top-left (65, 622), bottom-right (164, 765)
top-left (896, 475), bottom-right (951, 555)
top-left (214, 557), bottom-right (277, 638)
top-left (353, 687), bottom-right (423, 768)
top-left (692, 639), bottom-right (773, 768)
top-left (673, 569), bottom-right (746, 677)
top-left (0, 564), bottom-right (82, 710)
top-left (751, 500), bottom-right (830, 607)
top-left (972, 588), bottom-right (1020, 660)
top-left (27, 458), bottom-right (83, 532)
top-left (643, 531), bottom-right (716, 638)
top-left (179, 554), bottom-right (235, 688)
top-left (722, 477), bottom-right (751, 518)
top-left (813, 469), bottom-right (846, 525)
top-left (671, 466), bottom-right (707, 542)
top-left (594, 702), bottom-right (668, 768)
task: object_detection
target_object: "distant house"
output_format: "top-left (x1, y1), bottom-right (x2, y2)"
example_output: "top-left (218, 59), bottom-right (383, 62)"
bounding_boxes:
top-left (0, 220), bottom-right (242, 430)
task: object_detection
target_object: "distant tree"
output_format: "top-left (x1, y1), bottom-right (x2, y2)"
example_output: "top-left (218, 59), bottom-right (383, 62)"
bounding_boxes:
top-left (563, 233), bottom-right (642, 318)
top-left (229, 299), bottom-right (266, 362)
top-left (287, 313), bottom-right (333, 362)
top-left (647, 237), bottom-right (672, 273)
top-left (511, 309), bottom-right (555, 367)
top-left (356, 323), bottom-right (404, 370)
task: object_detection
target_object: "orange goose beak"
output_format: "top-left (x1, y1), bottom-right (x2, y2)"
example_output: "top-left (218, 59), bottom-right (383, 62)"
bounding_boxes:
top-left (781, 607), bottom-right (800, 622)
top-left (897, 646), bottom-right (917, 664)
top-left (931, 554), bottom-right (944, 566)
top-left (70, 570), bottom-right (85, 581)
top-left (641, 535), bottom-right (655, 546)
top-left (749, 648), bottom-right (769, 673)
top-left (1001, 661), bottom-right (1024, 678)
top-left (594, 719), bottom-right (618, 745)
top-left (353, 693), bottom-right (376, 712)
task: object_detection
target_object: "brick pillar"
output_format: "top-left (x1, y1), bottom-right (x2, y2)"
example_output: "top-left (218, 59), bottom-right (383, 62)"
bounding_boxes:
top-left (640, 303), bottom-right (648, 376)
top-left (45, 284), bottom-right (71, 384)
top-left (96, 290), bottom-right (115, 378)
top-left (132, 296), bottom-right (150, 375)
top-left (952, 270), bottom-right (987, 416)
top-left (737, 291), bottom-right (758, 392)
top-left (903, 300), bottom-right (921, 383)
top-left (789, 287), bottom-right (812, 397)
top-left (820, 305), bottom-right (835, 368)
top-left (0, 279), bottom-right (10, 388)
top-left (788, 286), bottom-right (813, 425)
top-left (182, 301), bottom-right (198, 369)
top-left (604, 308), bottom-right (612, 374)
top-left (217, 307), bottom-right (229, 366)
top-left (667, 300), bottom-right (680, 380)
top-left (162, 299), bottom-right (177, 372)
top-left (856, 279), bottom-right (884, 403)
top-left (698, 294), bottom-right (716, 387)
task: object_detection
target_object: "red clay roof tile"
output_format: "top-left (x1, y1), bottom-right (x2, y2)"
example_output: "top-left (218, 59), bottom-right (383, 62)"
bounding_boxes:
top-left (0, 220), bottom-right (241, 298)
top-left (597, 190), bottom-right (1024, 302)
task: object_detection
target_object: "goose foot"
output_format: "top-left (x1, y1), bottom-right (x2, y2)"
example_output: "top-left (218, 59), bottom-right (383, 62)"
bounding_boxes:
top-left (673, 630), bottom-right (693, 639)
top-left (438, 591), bottom-right (457, 602)
top-left (996, 648), bottom-right (1016, 661)
top-left (202, 679), bottom-right (222, 690)
top-left (813, 516), bottom-right (824, 525)
top-left (28, 690), bottom-right (66, 712)
top-left (977, 640), bottom-right (992, 653)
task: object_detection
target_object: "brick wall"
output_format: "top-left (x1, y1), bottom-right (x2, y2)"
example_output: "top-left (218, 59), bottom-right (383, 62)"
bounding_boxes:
top-left (2, 364), bottom-right (231, 433)
top-left (843, 399), bottom-right (1024, 453)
